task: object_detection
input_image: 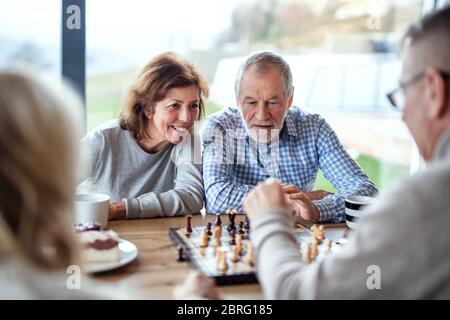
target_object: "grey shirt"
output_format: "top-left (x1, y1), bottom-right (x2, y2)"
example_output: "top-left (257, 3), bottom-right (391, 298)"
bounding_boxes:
top-left (251, 129), bottom-right (450, 299)
top-left (79, 120), bottom-right (204, 218)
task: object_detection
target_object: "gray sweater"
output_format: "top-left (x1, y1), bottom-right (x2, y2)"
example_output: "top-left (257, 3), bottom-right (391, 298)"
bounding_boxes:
top-left (251, 129), bottom-right (450, 299)
top-left (78, 120), bottom-right (204, 218)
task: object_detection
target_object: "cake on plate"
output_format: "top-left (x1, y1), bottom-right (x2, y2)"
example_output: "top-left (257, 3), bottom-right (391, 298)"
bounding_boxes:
top-left (77, 228), bottom-right (120, 263)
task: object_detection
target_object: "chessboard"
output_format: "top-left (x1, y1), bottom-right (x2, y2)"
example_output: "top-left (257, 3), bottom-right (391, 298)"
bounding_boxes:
top-left (169, 211), bottom-right (349, 286)
top-left (169, 211), bottom-right (255, 286)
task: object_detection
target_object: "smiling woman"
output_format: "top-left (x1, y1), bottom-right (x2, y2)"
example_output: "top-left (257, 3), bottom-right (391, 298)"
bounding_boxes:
top-left (79, 52), bottom-right (208, 220)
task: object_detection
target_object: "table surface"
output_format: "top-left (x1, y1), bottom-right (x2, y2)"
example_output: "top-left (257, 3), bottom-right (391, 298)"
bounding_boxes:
top-left (93, 214), bottom-right (265, 300)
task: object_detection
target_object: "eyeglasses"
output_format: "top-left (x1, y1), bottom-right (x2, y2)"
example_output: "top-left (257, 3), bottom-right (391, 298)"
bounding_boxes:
top-left (386, 70), bottom-right (450, 111)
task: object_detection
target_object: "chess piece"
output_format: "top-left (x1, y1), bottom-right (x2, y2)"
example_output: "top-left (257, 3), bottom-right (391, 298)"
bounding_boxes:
top-left (312, 237), bottom-right (320, 247)
top-left (327, 239), bottom-right (333, 251)
top-left (311, 243), bottom-right (319, 260)
top-left (227, 210), bottom-right (236, 232)
top-left (245, 241), bottom-right (254, 267)
top-left (213, 236), bottom-right (222, 247)
top-left (206, 222), bottom-right (212, 236)
top-left (217, 248), bottom-right (228, 273)
top-left (236, 234), bottom-right (243, 255)
top-left (229, 230), bottom-right (236, 246)
top-left (238, 221), bottom-right (245, 235)
top-left (213, 225), bottom-right (222, 239)
top-left (311, 224), bottom-right (325, 244)
top-left (184, 215), bottom-right (192, 236)
top-left (176, 246), bottom-right (185, 262)
top-left (318, 225), bottom-right (325, 242)
top-left (199, 229), bottom-right (209, 248)
top-left (215, 214), bottom-right (222, 227)
top-left (230, 245), bottom-right (240, 263)
top-left (244, 214), bottom-right (250, 230)
top-left (303, 244), bottom-right (312, 263)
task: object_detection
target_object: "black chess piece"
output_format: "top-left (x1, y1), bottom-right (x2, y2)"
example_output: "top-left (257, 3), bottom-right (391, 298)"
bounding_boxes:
top-left (229, 230), bottom-right (236, 245)
top-left (245, 214), bottom-right (250, 230)
top-left (215, 214), bottom-right (222, 227)
top-left (184, 215), bottom-right (192, 236)
top-left (206, 222), bottom-right (212, 236)
top-left (176, 246), bottom-right (185, 262)
top-left (238, 221), bottom-right (245, 235)
top-left (227, 212), bottom-right (236, 232)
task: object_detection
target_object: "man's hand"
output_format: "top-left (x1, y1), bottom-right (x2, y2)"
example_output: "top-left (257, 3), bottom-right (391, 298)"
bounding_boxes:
top-left (282, 184), bottom-right (332, 222)
top-left (283, 184), bottom-right (332, 200)
top-left (108, 201), bottom-right (126, 220)
top-left (173, 271), bottom-right (220, 300)
top-left (243, 178), bottom-right (289, 220)
top-left (287, 193), bottom-right (320, 222)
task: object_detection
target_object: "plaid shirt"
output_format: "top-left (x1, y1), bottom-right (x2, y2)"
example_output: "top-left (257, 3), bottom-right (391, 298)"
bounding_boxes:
top-left (202, 106), bottom-right (378, 222)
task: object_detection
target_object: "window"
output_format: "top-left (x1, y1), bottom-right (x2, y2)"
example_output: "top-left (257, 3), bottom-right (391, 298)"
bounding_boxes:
top-left (85, 0), bottom-right (425, 192)
top-left (0, 0), bottom-right (61, 75)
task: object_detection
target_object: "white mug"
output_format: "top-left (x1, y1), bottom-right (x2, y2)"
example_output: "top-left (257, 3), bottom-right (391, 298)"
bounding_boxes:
top-left (75, 193), bottom-right (110, 228)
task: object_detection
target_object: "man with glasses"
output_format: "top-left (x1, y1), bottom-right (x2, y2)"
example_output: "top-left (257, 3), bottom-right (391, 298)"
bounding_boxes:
top-left (240, 6), bottom-right (450, 299)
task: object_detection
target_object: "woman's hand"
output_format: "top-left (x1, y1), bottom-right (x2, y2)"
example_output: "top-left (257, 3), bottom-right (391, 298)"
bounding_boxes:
top-left (243, 178), bottom-right (289, 220)
top-left (108, 201), bottom-right (126, 220)
top-left (173, 271), bottom-right (220, 300)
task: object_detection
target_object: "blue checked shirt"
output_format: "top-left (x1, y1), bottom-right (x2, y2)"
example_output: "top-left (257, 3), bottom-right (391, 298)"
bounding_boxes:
top-left (202, 106), bottom-right (378, 222)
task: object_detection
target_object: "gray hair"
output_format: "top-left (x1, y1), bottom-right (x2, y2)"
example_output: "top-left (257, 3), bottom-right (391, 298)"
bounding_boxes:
top-left (234, 51), bottom-right (293, 99)
top-left (402, 5), bottom-right (450, 70)
top-left (403, 5), bottom-right (450, 46)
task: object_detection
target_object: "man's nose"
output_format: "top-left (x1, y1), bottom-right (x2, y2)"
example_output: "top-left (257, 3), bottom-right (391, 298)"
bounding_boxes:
top-left (255, 104), bottom-right (270, 121)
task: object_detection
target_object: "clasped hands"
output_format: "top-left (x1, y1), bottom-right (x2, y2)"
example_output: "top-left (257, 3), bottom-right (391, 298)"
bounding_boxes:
top-left (244, 178), bottom-right (332, 222)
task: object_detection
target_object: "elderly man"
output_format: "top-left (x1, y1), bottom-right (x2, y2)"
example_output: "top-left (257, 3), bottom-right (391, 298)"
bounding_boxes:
top-left (202, 51), bottom-right (377, 222)
top-left (244, 6), bottom-right (450, 299)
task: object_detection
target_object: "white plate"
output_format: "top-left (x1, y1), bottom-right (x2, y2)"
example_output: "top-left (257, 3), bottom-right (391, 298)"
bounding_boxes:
top-left (84, 239), bottom-right (138, 274)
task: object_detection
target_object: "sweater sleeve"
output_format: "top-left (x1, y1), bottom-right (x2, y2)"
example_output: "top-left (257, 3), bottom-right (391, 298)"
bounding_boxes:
top-left (251, 182), bottom-right (428, 299)
top-left (77, 129), bottom-right (105, 187)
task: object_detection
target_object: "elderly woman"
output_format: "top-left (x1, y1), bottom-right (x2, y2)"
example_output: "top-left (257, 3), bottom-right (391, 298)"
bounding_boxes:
top-left (0, 71), bottom-right (112, 298)
top-left (80, 52), bottom-right (208, 220)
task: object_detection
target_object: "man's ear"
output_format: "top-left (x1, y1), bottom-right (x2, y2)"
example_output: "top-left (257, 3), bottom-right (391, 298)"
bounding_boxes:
top-left (425, 68), bottom-right (447, 119)
top-left (287, 87), bottom-right (294, 108)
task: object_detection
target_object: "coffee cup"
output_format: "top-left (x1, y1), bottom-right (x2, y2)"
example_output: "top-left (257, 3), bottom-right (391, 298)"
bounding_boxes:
top-left (75, 193), bottom-right (110, 228)
top-left (344, 195), bottom-right (377, 229)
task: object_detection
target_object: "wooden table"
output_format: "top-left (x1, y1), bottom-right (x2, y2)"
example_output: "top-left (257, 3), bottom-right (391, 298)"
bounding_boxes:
top-left (93, 214), bottom-right (264, 300)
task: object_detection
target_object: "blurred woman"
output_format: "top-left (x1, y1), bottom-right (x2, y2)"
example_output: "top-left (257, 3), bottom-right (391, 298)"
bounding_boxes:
top-left (79, 52), bottom-right (208, 220)
top-left (0, 70), bottom-right (217, 299)
top-left (0, 71), bottom-right (116, 298)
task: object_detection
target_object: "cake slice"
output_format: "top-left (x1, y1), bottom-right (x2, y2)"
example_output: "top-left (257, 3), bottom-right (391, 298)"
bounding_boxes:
top-left (78, 229), bottom-right (120, 263)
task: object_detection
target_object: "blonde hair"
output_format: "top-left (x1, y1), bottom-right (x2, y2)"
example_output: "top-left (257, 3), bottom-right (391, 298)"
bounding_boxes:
top-left (0, 71), bottom-right (82, 270)
top-left (119, 52), bottom-right (209, 140)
